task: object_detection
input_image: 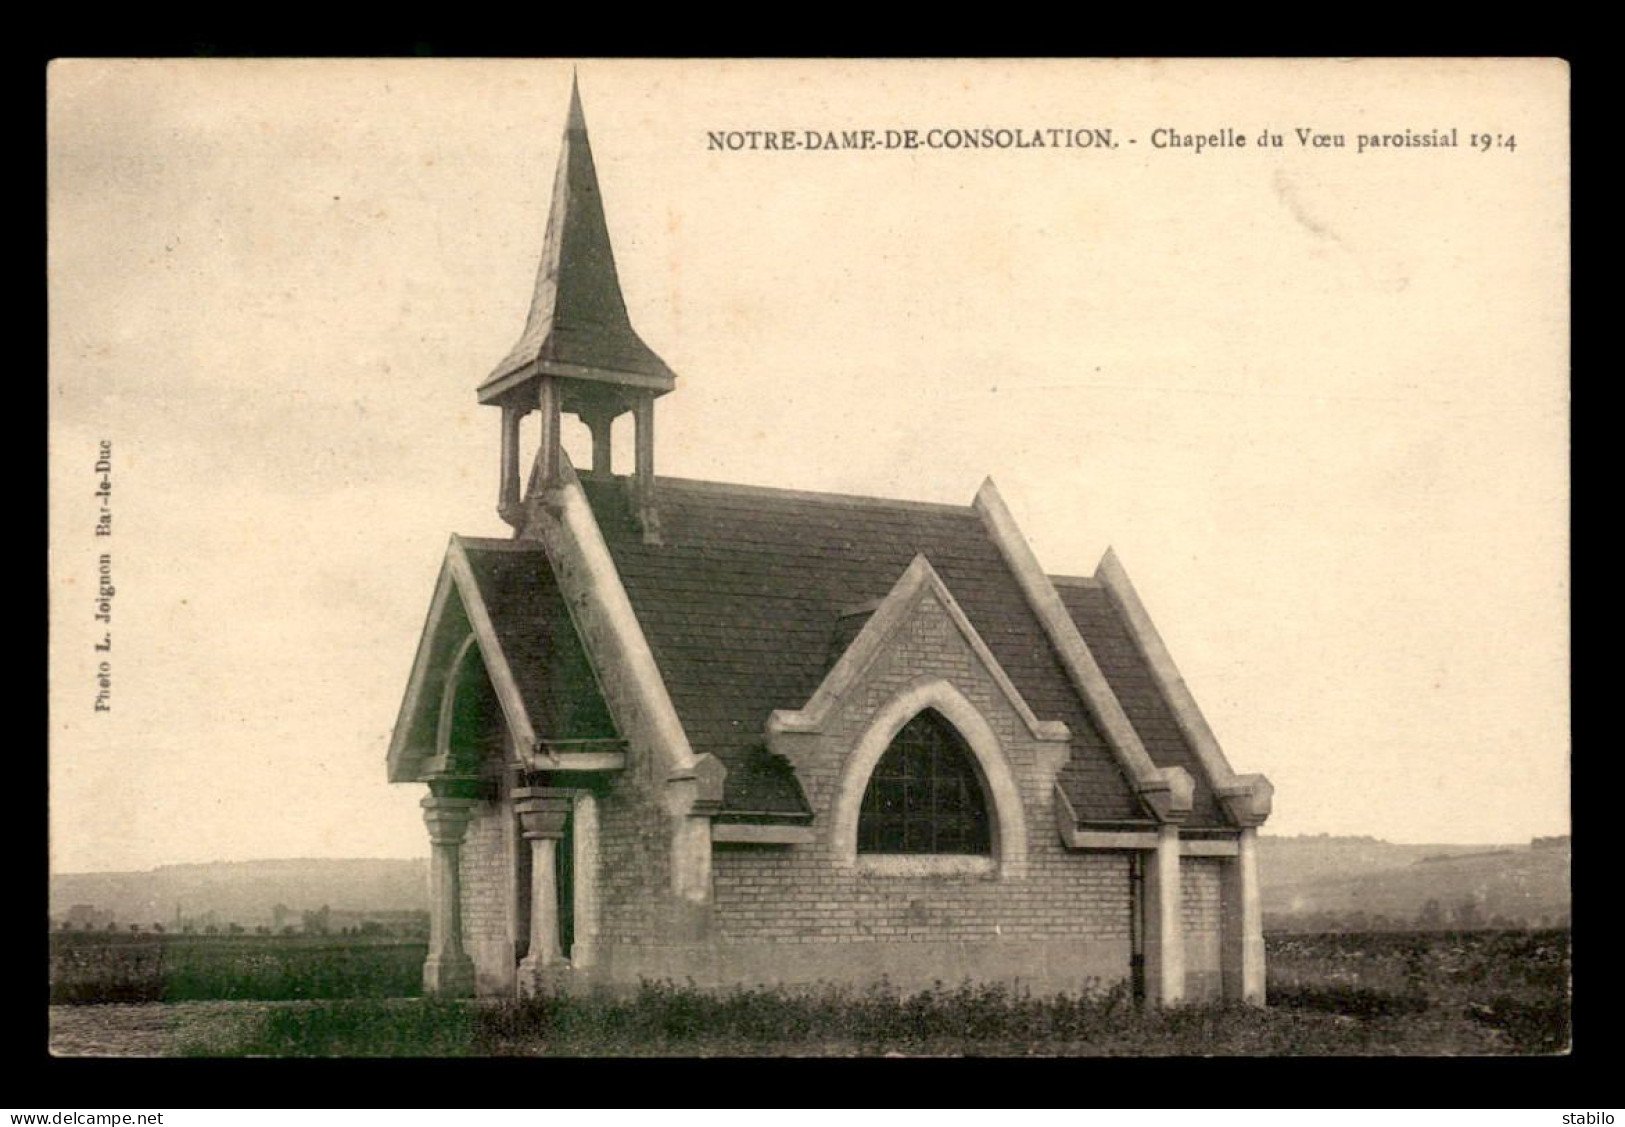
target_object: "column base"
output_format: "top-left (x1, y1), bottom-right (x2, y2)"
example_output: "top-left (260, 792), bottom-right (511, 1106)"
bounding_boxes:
top-left (516, 955), bottom-right (570, 998)
top-left (422, 954), bottom-right (476, 997)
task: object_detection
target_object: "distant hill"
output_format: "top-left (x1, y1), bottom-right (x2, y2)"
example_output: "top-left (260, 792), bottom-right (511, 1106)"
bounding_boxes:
top-left (51, 838), bottom-right (1572, 933)
top-left (51, 858), bottom-right (427, 929)
top-left (1259, 835), bottom-right (1570, 930)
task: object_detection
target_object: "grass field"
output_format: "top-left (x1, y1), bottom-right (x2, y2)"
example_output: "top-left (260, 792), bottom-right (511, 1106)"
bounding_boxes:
top-left (49, 929), bottom-right (1569, 1056)
top-left (49, 933), bottom-right (426, 1003)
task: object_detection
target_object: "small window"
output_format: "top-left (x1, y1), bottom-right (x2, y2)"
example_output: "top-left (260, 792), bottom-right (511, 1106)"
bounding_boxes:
top-left (857, 709), bottom-right (991, 855)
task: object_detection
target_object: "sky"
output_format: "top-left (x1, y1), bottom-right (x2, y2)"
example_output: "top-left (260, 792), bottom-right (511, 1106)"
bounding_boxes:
top-left (47, 59), bottom-right (1569, 872)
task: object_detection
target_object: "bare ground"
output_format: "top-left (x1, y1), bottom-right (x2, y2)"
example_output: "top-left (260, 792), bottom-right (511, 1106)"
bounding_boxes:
top-left (49, 1000), bottom-right (413, 1058)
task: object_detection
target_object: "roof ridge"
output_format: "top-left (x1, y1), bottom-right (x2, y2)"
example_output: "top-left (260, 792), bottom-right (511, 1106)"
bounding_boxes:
top-left (586, 472), bottom-right (978, 515)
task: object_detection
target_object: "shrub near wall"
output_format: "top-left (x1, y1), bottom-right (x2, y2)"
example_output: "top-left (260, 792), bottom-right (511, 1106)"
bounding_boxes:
top-left (230, 960), bottom-right (1566, 1057)
top-left (49, 934), bottom-right (427, 1003)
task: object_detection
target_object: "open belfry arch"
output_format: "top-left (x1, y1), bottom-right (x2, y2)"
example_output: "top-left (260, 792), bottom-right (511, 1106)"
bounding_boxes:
top-left (387, 74), bottom-right (1273, 1005)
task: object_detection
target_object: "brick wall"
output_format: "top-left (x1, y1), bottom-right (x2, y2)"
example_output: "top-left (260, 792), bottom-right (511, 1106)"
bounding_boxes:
top-left (712, 848), bottom-right (1128, 944)
top-left (459, 788), bottom-right (515, 993)
top-left (595, 748), bottom-right (673, 948)
top-left (708, 590), bottom-right (1131, 988)
top-left (1181, 856), bottom-right (1224, 1001)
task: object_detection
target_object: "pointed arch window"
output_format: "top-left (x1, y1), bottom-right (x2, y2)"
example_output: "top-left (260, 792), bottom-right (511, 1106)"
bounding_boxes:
top-left (857, 709), bottom-right (992, 855)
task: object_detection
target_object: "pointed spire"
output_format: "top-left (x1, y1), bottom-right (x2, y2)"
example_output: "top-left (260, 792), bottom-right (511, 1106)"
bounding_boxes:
top-left (479, 76), bottom-right (676, 406)
top-left (566, 68), bottom-right (585, 132)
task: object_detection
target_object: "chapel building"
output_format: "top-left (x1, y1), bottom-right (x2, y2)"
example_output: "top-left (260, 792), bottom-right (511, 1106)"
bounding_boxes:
top-left (387, 79), bottom-right (1273, 1006)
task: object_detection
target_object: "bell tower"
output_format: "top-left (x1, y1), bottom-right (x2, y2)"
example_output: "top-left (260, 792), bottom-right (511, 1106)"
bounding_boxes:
top-left (479, 75), bottom-right (675, 541)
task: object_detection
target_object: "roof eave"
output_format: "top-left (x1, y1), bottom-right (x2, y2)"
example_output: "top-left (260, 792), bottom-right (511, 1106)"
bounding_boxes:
top-left (385, 536), bottom-right (542, 785)
top-left (1094, 547), bottom-right (1273, 827)
top-left (972, 477), bottom-right (1196, 824)
top-left (477, 355), bottom-right (677, 407)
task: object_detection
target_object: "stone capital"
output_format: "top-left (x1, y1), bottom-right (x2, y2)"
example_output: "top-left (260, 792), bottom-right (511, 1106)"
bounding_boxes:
top-left (669, 753), bottom-right (727, 818)
top-left (426, 774), bottom-right (484, 801)
top-left (1217, 773), bottom-right (1273, 827)
top-left (514, 788), bottom-right (573, 839)
top-left (1137, 766), bottom-right (1195, 823)
top-left (421, 795), bottom-right (476, 845)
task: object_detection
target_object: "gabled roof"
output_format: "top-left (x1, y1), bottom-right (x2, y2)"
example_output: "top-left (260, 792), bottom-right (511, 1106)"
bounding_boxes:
top-left (576, 474), bottom-right (1233, 827)
top-left (458, 538), bottom-right (617, 745)
top-left (387, 535), bottom-right (614, 783)
top-left (1051, 576), bottom-right (1224, 826)
top-left (769, 553), bottom-right (1072, 747)
top-left (478, 77), bottom-right (675, 406)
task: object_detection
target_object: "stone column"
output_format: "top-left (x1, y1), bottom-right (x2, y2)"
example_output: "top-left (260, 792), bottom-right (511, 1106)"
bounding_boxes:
top-left (498, 402), bottom-right (524, 525)
top-left (570, 792), bottom-right (600, 971)
top-left (633, 394), bottom-right (661, 542)
top-left (634, 394), bottom-right (654, 492)
top-left (536, 376), bottom-right (562, 490)
top-left (1142, 825), bottom-right (1186, 1007)
top-left (421, 795), bottom-right (477, 997)
top-left (514, 788), bottom-right (572, 996)
top-left (583, 410), bottom-right (615, 476)
top-left (1221, 826), bottom-right (1266, 1005)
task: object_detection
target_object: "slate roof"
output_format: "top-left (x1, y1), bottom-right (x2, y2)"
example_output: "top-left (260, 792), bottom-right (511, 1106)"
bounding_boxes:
top-left (1051, 577), bottom-right (1224, 826)
top-left (479, 79), bottom-right (674, 404)
top-left (575, 475), bottom-right (1230, 827)
top-left (458, 539), bottom-right (617, 744)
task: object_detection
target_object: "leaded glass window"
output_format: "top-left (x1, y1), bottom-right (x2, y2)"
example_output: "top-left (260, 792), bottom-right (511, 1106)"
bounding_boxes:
top-left (857, 709), bottom-right (992, 855)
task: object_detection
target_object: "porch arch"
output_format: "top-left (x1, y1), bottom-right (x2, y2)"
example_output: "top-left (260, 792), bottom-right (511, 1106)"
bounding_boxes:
top-left (435, 632), bottom-right (510, 772)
